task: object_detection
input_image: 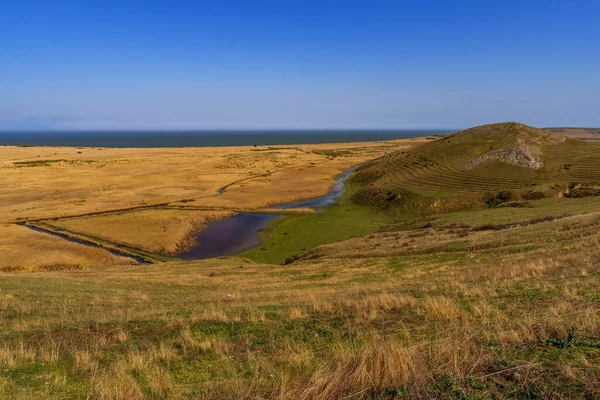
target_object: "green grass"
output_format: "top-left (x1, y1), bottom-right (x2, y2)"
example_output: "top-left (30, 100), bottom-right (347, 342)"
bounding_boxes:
top-left (311, 149), bottom-right (352, 157)
top-left (12, 159), bottom-right (68, 167)
top-left (238, 183), bottom-right (391, 264)
top-left (435, 196), bottom-right (600, 226)
top-left (12, 159), bottom-right (97, 168)
top-left (355, 126), bottom-right (600, 198)
top-left (238, 176), bottom-right (600, 266)
top-left (3, 126), bottom-right (600, 398)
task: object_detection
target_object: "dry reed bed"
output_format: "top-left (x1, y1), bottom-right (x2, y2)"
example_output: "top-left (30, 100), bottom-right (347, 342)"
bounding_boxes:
top-left (167, 205), bottom-right (315, 214)
top-left (23, 222), bottom-right (158, 262)
top-left (0, 224), bottom-right (137, 272)
top-left (20, 202), bottom-right (172, 224)
top-left (50, 209), bottom-right (235, 255)
top-left (1, 140), bottom-right (417, 271)
top-left (0, 140), bottom-right (415, 224)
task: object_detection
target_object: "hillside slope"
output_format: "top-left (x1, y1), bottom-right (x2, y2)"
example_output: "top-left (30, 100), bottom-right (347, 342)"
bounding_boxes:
top-left (2, 195), bottom-right (599, 399)
top-left (352, 122), bottom-right (600, 203)
top-left (1, 125), bottom-right (600, 398)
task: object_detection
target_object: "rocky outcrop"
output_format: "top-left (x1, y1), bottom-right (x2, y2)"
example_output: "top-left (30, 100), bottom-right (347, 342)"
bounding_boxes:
top-left (465, 143), bottom-right (544, 169)
top-left (456, 122), bottom-right (565, 170)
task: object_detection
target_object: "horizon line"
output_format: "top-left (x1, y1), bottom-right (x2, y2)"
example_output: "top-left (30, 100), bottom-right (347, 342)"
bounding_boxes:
top-left (0, 127), bottom-right (461, 133)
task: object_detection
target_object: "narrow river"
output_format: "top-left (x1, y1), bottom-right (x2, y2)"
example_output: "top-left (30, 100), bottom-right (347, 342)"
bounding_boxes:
top-left (176, 165), bottom-right (358, 259)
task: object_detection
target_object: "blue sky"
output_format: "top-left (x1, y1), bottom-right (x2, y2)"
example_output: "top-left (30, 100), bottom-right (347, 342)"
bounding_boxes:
top-left (1, 0), bottom-right (599, 130)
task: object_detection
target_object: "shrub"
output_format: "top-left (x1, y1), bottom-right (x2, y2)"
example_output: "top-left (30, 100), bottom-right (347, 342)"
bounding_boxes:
top-left (283, 255), bottom-right (300, 265)
top-left (385, 191), bottom-right (397, 201)
top-left (522, 191), bottom-right (546, 200)
top-left (494, 201), bottom-right (532, 208)
top-left (351, 186), bottom-right (420, 210)
top-left (568, 188), bottom-right (600, 198)
top-left (497, 191), bottom-right (513, 202)
top-left (483, 191), bottom-right (514, 207)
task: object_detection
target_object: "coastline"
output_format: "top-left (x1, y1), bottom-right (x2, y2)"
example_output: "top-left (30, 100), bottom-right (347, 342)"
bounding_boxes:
top-left (0, 129), bottom-right (448, 148)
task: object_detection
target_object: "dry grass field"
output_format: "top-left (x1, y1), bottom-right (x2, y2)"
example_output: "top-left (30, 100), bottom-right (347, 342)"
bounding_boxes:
top-left (1, 125), bottom-right (599, 399)
top-left (0, 140), bottom-right (417, 223)
top-left (1, 139), bottom-right (419, 270)
top-left (0, 196), bottom-right (599, 398)
top-left (51, 209), bottom-right (234, 255)
top-left (546, 127), bottom-right (600, 140)
top-left (0, 224), bottom-right (136, 272)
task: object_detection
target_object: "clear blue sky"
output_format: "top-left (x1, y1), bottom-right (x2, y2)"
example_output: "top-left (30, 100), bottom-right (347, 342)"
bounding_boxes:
top-left (1, 0), bottom-right (599, 130)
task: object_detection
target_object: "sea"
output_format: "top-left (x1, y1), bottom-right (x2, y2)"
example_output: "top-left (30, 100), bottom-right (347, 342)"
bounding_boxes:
top-left (0, 130), bottom-right (453, 148)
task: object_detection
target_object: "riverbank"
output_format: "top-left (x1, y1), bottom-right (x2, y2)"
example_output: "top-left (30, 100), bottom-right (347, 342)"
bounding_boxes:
top-left (239, 179), bottom-right (391, 264)
top-left (0, 129), bottom-right (448, 148)
top-left (4, 194), bottom-right (597, 398)
top-left (1, 138), bottom-right (422, 271)
top-left (176, 164), bottom-right (364, 260)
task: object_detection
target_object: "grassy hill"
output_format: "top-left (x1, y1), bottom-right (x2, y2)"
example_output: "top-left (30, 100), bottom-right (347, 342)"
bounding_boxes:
top-left (1, 124), bottom-right (600, 399)
top-left (352, 122), bottom-right (600, 203)
top-left (2, 196), bottom-right (599, 399)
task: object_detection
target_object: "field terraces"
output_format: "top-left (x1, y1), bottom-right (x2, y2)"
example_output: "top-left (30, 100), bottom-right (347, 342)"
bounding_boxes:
top-left (374, 152), bottom-right (539, 194)
top-left (543, 139), bottom-right (600, 184)
top-left (355, 122), bottom-right (600, 198)
top-left (1, 127), bottom-right (600, 398)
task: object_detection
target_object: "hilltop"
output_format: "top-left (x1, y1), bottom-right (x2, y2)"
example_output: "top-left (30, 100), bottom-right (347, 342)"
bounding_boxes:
top-left (451, 122), bottom-right (561, 144)
top-left (450, 122), bottom-right (563, 169)
top-left (351, 122), bottom-right (600, 210)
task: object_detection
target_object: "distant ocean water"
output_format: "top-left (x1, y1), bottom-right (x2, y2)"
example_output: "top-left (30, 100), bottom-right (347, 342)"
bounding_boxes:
top-left (0, 130), bottom-right (453, 148)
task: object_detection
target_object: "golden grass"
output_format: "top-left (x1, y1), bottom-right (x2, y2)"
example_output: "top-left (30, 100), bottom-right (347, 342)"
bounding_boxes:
top-left (0, 224), bottom-right (136, 272)
top-left (52, 209), bottom-right (234, 254)
top-left (0, 140), bottom-right (419, 223)
top-left (0, 139), bottom-right (419, 270)
top-left (2, 137), bottom-right (599, 398)
top-left (0, 208), bottom-right (598, 398)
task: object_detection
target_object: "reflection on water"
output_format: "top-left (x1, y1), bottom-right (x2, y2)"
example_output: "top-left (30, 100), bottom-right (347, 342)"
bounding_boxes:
top-left (176, 213), bottom-right (281, 259)
top-left (272, 165), bottom-right (358, 210)
top-left (176, 165), bottom-right (358, 259)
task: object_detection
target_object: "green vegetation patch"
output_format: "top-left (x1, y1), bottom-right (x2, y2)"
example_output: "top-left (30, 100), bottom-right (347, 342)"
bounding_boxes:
top-left (239, 182), bottom-right (392, 264)
top-left (13, 159), bottom-right (68, 167)
top-left (436, 196), bottom-right (600, 226)
top-left (311, 149), bottom-right (352, 157)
